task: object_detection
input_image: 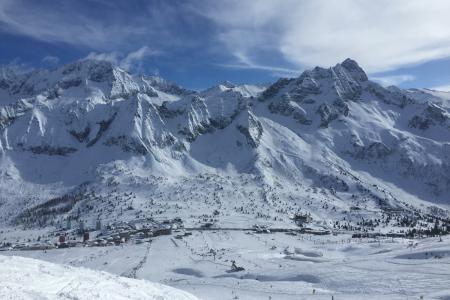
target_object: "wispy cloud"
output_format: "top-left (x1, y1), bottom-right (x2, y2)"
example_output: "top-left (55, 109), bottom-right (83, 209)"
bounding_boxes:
top-left (0, 0), bottom-right (133, 49)
top-left (120, 47), bottom-right (160, 72)
top-left (371, 75), bottom-right (416, 87)
top-left (0, 0), bottom-right (198, 51)
top-left (430, 84), bottom-right (450, 92)
top-left (41, 55), bottom-right (60, 65)
top-left (85, 46), bottom-right (160, 72)
top-left (217, 51), bottom-right (299, 77)
top-left (0, 58), bottom-right (33, 74)
top-left (218, 62), bottom-right (299, 77)
top-left (3, 0), bottom-right (450, 80)
top-left (195, 0), bottom-right (450, 73)
top-left (85, 52), bottom-right (120, 64)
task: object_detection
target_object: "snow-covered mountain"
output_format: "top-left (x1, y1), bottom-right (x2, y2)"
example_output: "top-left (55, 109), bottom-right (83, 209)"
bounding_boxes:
top-left (0, 58), bottom-right (449, 231)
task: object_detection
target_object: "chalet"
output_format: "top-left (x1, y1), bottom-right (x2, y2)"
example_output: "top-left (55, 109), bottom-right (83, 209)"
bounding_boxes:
top-left (83, 232), bottom-right (90, 242)
top-left (253, 224), bottom-right (270, 233)
top-left (57, 242), bottom-right (69, 249)
top-left (200, 222), bottom-right (214, 229)
top-left (28, 243), bottom-right (54, 251)
top-left (153, 226), bottom-right (172, 236)
top-left (292, 213), bottom-right (312, 227)
top-left (119, 231), bottom-right (131, 240)
top-left (58, 235), bottom-right (66, 243)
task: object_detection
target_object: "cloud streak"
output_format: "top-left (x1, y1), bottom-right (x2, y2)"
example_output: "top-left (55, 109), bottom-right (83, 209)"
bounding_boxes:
top-left (196, 0), bottom-right (450, 73)
top-left (0, 0), bottom-right (201, 52)
top-left (41, 55), bottom-right (60, 65)
top-left (0, 0), bottom-right (136, 49)
top-left (85, 46), bottom-right (160, 72)
top-left (2, 0), bottom-right (450, 79)
top-left (430, 84), bottom-right (450, 92)
top-left (371, 75), bottom-right (416, 87)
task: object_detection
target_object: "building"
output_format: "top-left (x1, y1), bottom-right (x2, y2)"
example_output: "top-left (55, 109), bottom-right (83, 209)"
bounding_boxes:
top-left (83, 232), bottom-right (90, 242)
top-left (293, 213), bottom-right (312, 227)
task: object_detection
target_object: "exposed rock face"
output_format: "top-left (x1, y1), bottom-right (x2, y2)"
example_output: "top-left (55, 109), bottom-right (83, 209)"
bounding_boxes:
top-left (351, 142), bottom-right (393, 160)
top-left (341, 58), bottom-right (368, 82)
top-left (263, 59), bottom-right (362, 128)
top-left (409, 103), bottom-right (450, 129)
top-left (268, 95), bottom-right (312, 125)
top-left (237, 111), bottom-right (263, 148)
top-left (260, 78), bottom-right (294, 101)
top-left (17, 144), bottom-right (77, 156)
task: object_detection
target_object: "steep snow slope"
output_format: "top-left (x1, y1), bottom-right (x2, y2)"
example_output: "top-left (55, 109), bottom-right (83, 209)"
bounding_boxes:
top-left (0, 255), bottom-right (200, 300)
top-left (0, 58), bottom-right (449, 232)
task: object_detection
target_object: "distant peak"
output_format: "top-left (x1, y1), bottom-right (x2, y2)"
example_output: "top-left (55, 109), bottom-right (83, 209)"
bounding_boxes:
top-left (339, 58), bottom-right (368, 81)
top-left (341, 58), bottom-right (359, 68)
top-left (220, 80), bottom-right (235, 88)
top-left (0, 66), bottom-right (17, 79)
top-left (58, 59), bottom-right (117, 83)
top-left (74, 58), bottom-right (116, 69)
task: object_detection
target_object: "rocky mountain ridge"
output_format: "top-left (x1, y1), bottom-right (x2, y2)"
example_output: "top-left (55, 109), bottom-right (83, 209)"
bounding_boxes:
top-left (1, 58), bottom-right (449, 233)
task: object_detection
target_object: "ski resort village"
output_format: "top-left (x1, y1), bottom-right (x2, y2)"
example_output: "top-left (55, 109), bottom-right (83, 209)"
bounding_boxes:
top-left (2, 0), bottom-right (450, 299)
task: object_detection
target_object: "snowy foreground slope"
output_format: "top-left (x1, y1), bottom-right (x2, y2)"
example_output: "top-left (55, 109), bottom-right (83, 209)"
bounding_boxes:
top-left (0, 255), bottom-right (200, 300)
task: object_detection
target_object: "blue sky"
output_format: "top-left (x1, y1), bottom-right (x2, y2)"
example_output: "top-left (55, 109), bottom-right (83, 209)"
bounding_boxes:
top-left (1, 0), bottom-right (450, 90)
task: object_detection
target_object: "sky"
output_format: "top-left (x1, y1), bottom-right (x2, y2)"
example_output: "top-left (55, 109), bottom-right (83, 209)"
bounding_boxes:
top-left (1, 0), bottom-right (450, 90)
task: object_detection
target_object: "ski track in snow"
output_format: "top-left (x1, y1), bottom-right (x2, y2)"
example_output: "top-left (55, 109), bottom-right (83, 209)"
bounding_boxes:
top-left (122, 241), bottom-right (152, 279)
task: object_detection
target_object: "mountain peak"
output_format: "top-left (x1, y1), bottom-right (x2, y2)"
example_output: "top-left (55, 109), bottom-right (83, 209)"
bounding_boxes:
top-left (58, 59), bottom-right (117, 83)
top-left (75, 58), bottom-right (118, 70)
top-left (338, 58), bottom-right (368, 82)
top-left (220, 80), bottom-right (236, 88)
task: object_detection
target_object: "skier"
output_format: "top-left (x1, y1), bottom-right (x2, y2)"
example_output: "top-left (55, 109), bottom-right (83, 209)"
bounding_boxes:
top-left (228, 260), bottom-right (244, 272)
top-left (231, 260), bottom-right (238, 271)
